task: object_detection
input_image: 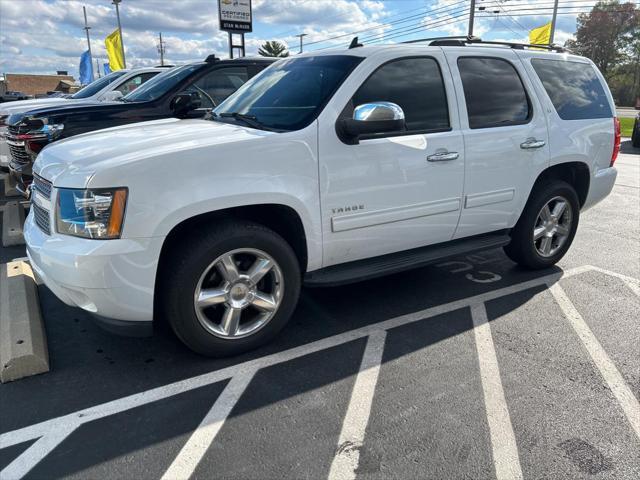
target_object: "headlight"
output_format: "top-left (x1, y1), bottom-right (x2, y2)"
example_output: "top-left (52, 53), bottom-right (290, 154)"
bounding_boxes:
top-left (56, 188), bottom-right (128, 239)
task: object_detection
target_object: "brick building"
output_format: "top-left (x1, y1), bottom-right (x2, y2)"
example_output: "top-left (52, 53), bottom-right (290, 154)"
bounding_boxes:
top-left (1, 73), bottom-right (78, 97)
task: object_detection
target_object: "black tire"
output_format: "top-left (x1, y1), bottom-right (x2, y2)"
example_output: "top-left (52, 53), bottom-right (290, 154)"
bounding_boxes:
top-left (632, 120), bottom-right (640, 148)
top-left (162, 220), bottom-right (301, 357)
top-left (504, 180), bottom-right (580, 269)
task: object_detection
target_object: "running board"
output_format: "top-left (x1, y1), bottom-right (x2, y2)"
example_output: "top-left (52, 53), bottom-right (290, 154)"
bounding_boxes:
top-left (304, 231), bottom-right (511, 287)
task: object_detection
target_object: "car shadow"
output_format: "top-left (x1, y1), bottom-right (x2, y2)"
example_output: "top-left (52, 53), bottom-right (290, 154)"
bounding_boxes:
top-left (620, 139), bottom-right (638, 155)
top-left (0, 238), bottom-right (572, 478)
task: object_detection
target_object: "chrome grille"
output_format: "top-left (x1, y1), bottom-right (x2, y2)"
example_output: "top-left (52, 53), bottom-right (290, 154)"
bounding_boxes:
top-left (8, 142), bottom-right (31, 165)
top-left (32, 202), bottom-right (51, 235)
top-left (31, 174), bottom-right (53, 234)
top-left (33, 174), bottom-right (52, 198)
top-left (8, 124), bottom-right (30, 135)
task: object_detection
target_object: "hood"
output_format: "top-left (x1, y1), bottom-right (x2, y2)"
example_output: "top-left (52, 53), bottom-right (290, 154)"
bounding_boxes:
top-left (7, 100), bottom-right (122, 125)
top-left (0, 97), bottom-right (70, 116)
top-left (34, 118), bottom-right (275, 187)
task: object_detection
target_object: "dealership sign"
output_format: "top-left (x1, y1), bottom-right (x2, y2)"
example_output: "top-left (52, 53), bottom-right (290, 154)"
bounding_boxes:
top-left (218, 0), bottom-right (252, 33)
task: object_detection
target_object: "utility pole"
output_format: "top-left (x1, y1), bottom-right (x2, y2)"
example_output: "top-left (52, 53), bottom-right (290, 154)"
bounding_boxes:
top-left (95, 59), bottom-right (101, 78)
top-left (157, 32), bottom-right (166, 66)
top-left (549, 0), bottom-right (559, 44)
top-left (112, 0), bottom-right (126, 68)
top-left (468, 0), bottom-right (476, 36)
top-left (82, 6), bottom-right (93, 80)
top-left (295, 33), bottom-right (307, 53)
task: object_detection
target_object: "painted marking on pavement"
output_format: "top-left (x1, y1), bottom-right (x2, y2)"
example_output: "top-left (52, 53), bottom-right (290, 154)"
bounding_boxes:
top-left (471, 303), bottom-right (523, 480)
top-left (0, 424), bottom-right (78, 480)
top-left (549, 282), bottom-right (640, 439)
top-left (328, 331), bottom-right (386, 480)
top-left (161, 371), bottom-right (255, 480)
top-left (1, 264), bottom-right (632, 476)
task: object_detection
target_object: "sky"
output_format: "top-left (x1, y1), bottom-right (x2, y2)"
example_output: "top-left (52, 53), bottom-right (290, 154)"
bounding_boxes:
top-left (0, 0), bottom-right (595, 78)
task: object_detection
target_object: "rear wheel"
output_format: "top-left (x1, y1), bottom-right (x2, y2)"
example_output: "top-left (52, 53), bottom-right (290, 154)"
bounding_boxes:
top-left (163, 220), bottom-right (301, 357)
top-left (504, 180), bottom-right (579, 269)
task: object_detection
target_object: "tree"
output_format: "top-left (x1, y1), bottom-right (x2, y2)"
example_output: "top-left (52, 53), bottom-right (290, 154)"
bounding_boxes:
top-left (258, 41), bottom-right (289, 58)
top-left (564, 1), bottom-right (639, 80)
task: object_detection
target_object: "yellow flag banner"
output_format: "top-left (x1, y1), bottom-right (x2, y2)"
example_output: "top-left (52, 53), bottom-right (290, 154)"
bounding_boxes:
top-left (105, 29), bottom-right (125, 71)
top-left (529, 22), bottom-right (552, 45)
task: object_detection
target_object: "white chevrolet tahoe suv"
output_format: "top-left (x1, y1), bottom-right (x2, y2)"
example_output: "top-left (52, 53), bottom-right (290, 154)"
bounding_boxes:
top-left (24, 40), bottom-right (621, 356)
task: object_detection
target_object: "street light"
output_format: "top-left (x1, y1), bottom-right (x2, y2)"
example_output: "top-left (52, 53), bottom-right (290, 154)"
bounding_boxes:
top-left (295, 33), bottom-right (308, 54)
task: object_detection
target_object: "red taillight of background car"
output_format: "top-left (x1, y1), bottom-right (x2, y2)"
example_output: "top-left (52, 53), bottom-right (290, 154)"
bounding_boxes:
top-left (611, 117), bottom-right (621, 166)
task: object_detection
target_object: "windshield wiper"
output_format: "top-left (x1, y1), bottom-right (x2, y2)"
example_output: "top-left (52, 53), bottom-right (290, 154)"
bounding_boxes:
top-left (218, 112), bottom-right (266, 130)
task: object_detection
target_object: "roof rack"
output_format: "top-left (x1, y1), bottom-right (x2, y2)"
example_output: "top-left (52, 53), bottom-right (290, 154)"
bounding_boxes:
top-left (402, 35), bottom-right (568, 53)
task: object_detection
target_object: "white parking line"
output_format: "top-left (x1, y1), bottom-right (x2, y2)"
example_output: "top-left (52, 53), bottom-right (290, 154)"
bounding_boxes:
top-left (328, 331), bottom-right (386, 480)
top-left (471, 303), bottom-right (523, 480)
top-left (549, 283), bottom-right (640, 439)
top-left (586, 265), bottom-right (640, 297)
top-left (0, 266), bottom-right (595, 452)
top-left (161, 371), bottom-right (255, 480)
top-left (0, 423), bottom-right (78, 480)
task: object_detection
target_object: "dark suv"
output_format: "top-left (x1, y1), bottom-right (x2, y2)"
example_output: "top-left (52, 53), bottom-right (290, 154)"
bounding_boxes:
top-left (6, 56), bottom-right (275, 195)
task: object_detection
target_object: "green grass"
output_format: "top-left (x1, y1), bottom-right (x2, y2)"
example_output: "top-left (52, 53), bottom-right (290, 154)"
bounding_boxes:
top-left (619, 117), bottom-right (635, 138)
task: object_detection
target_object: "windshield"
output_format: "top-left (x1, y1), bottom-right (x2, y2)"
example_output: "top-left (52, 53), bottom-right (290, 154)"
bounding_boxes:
top-left (71, 70), bottom-right (127, 99)
top-left (123, 64), bottom-right (202, 102)
top-left (213, 55), bottom-right (363, 131)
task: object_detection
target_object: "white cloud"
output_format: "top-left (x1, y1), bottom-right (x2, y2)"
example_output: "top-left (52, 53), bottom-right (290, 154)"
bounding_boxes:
top-left (0, 0), bottom-right (584, 77)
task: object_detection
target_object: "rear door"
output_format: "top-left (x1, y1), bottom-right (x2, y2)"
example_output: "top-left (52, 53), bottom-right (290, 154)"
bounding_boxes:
top-left (443, 48), bottom-right (550, 239)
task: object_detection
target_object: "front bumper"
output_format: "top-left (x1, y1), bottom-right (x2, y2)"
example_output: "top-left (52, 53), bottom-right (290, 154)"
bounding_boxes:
top-left (24, 211), bottom-right (165, 326)
top-left (582, 166), bottom-right (617, 211)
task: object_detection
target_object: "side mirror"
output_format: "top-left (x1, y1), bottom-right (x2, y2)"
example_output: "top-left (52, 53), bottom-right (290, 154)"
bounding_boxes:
top-left (338, 102), bottom-right (406, 144)
top-left (101, 90), bottom-right (124, 102)
top-left (171, 92), bottom-right (201, 116)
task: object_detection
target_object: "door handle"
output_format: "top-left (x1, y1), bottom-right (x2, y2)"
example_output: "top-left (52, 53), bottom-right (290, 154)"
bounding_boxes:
top-left (427, 151), bottom-right (459, 162)
top-left (520, 138), bottom-right (546, 149)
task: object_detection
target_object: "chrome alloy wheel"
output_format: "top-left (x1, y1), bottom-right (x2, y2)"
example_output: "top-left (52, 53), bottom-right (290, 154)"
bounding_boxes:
top-left (533, 195), bottom-right (572, 258)
top-left (193, 248), bottom-right (284, 339)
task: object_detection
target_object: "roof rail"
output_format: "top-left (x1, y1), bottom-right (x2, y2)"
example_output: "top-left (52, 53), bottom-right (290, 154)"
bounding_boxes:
top-left (403, 35), bottom-right (568, 53)
top-left (402, 35), bottom-right (480, 45)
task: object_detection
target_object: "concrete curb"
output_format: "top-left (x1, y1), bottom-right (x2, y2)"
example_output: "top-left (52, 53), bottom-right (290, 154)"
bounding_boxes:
top-left (0, 261), bottom-right (49, 383)
top-left (3, 173), bottom-right (21, 198)
top-left (1, 201), bottom-right (25, 247)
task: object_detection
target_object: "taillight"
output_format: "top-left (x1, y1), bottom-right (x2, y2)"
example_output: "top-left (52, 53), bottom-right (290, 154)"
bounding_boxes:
top-left (611, 117), bottom-right (621, 166)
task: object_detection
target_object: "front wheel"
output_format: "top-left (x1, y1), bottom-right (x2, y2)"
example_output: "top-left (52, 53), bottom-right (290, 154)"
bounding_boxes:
top-left (504, 180), bottom-right (580, 269)
top-left (163, 221), bottom-right (301, 357)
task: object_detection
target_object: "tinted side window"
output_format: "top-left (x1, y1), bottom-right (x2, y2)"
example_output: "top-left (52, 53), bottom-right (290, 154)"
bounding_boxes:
top-left (531, 59), bottom-right (612, 120)
top-left (458, 57), bottom-right (531, 129)
top-left (352, 57), bottom-right (450, 132)
top-left (114, 72), bottom-right (158, 96)
top-left (185, 67), bottom-right (249, 108)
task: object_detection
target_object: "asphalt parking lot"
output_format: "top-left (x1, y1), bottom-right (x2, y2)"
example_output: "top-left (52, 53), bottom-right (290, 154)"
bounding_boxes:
top-left (1, 141), bottom-right (638, 480)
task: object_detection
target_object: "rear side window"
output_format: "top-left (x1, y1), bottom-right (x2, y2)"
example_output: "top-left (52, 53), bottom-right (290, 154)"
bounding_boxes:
top-left (458, 57), bottom-right (531, 129)
top-left (351, 57), bottom-right (450, 132)
top-left (531, 59), bottom-right (612, 120)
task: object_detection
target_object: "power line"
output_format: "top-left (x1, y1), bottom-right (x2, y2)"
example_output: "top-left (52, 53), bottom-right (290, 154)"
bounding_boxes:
top-left (304, 0), bottom-right (468, 48)
top-left (305, 1), bottom-right (638, 51)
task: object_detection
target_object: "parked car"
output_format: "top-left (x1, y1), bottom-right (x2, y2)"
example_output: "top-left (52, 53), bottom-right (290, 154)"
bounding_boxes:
top-left (0, 90), bottom-right (30, 102)
top-left (633, 112), bottom-right (639, 147)
top-left (0, 67), bottom-right (166, 173)
top-left (25, 40), bottom-right (620, 356)
top-left (5, 57), bottom-right (273, 194)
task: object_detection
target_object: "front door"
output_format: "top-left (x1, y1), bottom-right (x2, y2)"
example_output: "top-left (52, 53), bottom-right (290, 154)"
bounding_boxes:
top-left (318, 52), bottom-right (465, 267)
